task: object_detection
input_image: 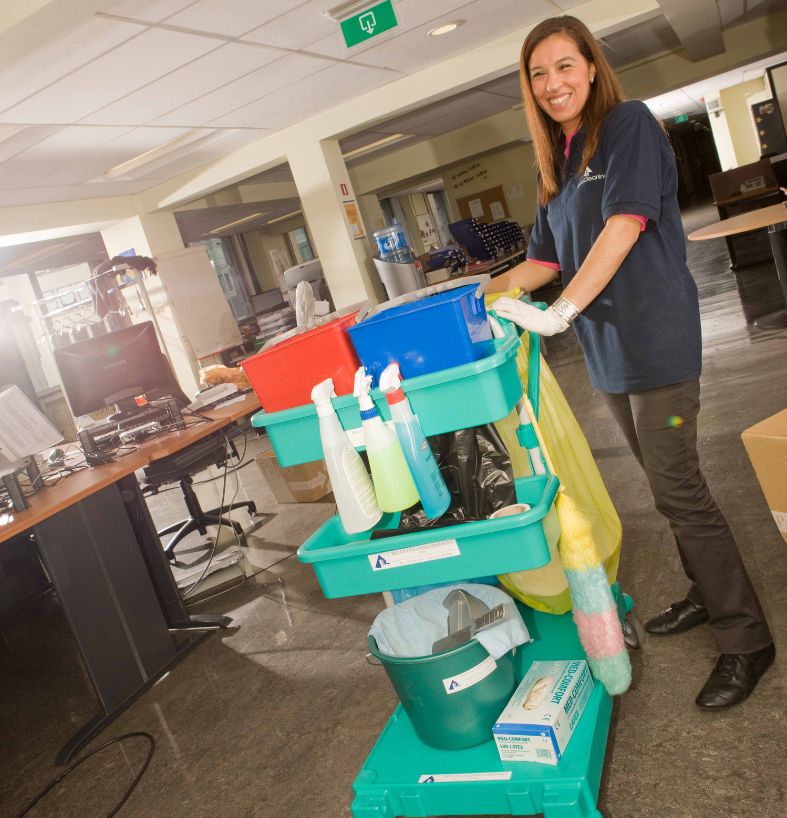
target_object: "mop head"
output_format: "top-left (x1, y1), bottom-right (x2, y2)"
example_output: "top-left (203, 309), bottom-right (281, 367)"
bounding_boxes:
top-left (556, 493), bottom-right (631, 696)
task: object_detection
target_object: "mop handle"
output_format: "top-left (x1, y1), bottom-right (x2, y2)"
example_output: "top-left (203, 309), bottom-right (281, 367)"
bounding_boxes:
top-left (521, 395), bottom-right (561, 488)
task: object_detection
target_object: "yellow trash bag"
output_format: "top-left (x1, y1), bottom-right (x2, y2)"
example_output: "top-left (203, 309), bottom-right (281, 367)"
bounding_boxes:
top-left (488, 293), bottom-right (622, 614)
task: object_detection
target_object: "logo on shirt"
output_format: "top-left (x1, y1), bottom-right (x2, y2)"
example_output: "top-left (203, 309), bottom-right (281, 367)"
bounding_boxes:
top-left (577, 165), bottom-right (605, 187)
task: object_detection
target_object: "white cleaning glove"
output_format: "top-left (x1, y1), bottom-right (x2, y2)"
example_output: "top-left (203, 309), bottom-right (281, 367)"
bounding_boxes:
top-left (492, 297), bottom-right (574, 336)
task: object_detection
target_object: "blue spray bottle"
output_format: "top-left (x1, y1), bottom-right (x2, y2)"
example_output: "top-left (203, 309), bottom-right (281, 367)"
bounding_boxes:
top-left (379, 363), bottom-right (450, 519)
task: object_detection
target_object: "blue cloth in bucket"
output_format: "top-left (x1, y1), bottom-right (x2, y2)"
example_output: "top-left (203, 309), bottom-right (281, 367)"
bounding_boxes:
top-left (370, 584), bottom-right (530, 659)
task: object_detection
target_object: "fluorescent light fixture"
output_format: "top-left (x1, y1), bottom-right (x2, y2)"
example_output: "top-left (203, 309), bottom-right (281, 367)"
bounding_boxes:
top-left (208, 212), bottom-right (266, 235)
top-left (104, 129), bottom-right (219, 180)
top-left (266, 209), bottom-right (303, 225)
top-left (428, 20), bottom-right (464, 37)
top-left (342, 133), bottom-right (409, 159)
top-left (324, 0), bottom-right (376, 22)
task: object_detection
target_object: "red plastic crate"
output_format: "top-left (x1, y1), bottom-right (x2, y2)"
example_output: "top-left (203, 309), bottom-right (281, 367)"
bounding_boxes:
top-left (241, 311), bottom-right (360, 412)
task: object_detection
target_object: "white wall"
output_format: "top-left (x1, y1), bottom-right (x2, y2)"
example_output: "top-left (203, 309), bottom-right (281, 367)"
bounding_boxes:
top-left (720, 77), bottom-right (769, 166)
top-left (706, 95), bottom-right (738, 171)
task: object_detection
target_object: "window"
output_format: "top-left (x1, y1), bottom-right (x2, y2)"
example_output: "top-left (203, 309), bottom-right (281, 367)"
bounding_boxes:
top-left (287, 227), bottom-right (315, 264)
top-left (192, 237), bottom-right (253, 321)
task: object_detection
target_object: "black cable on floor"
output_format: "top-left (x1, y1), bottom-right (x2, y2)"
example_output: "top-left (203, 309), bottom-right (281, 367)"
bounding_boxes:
top-left (12, 731), bottom-right (155, 818)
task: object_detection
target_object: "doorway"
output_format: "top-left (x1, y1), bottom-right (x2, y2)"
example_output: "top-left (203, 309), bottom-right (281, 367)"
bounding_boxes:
top-left (666, 114), bottom-right (722, 207)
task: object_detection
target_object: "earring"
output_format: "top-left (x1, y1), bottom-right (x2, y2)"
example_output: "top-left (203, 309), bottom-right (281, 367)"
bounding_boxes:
top-left (590, 75), bottom-right (595, 84)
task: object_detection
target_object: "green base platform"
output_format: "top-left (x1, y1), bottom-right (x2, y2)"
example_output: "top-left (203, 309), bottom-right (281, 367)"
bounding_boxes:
top-left (352, 605), bottom-right (613, 818)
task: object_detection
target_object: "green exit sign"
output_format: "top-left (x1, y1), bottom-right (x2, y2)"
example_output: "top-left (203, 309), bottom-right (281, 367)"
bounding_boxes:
top-left (340, 0), bottom-right (398, 48)
top-left (674, 114), bottom-right (689, 124)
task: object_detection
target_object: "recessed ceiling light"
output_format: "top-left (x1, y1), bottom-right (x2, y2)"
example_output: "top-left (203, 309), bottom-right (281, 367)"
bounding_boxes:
top-left (428, 20), bottom-right (464, 37)
top-left (341, 133), bottom-right (409, 159)
top-left (266, 209), bottom-right (303, 225)
top-left (208, 212), bottom-right (266, 234)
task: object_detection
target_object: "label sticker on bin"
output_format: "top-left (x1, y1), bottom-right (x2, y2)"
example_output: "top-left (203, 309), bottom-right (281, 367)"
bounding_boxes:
top-left (442, 655), bottom-right (497, 694)
top-left (418, 772), bottom-right (512, 784)
top-left (368, 539), bottom-right (460, 571)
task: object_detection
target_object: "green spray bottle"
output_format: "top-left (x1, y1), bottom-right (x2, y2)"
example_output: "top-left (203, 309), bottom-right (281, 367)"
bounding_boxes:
top-left (353, 366), bottom-right (419, 513)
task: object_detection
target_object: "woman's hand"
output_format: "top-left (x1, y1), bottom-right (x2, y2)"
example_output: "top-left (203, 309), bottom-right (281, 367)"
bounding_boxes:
top-left (492, 298), bottom-right (569, 336)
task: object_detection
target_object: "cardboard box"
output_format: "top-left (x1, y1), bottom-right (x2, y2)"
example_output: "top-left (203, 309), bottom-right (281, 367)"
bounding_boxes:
top-left (255, 448), bottom-right (331, 504)
top-left (741, 408), bottom-right (787, 544)
top-left (492, 659), bottom-right (593, 765)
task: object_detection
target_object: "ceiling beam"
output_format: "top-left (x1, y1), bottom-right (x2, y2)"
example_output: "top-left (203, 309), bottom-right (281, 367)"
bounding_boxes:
top-left (657, 0), bottom-right (724, 62)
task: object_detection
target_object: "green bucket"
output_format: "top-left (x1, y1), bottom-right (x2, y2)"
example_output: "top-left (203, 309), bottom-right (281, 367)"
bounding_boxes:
top-left (368, 635), bottom-right (516, 750)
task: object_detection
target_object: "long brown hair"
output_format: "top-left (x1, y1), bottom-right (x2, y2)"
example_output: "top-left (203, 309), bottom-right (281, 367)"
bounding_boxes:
top-left (520, 16), bottom-right (625, 205)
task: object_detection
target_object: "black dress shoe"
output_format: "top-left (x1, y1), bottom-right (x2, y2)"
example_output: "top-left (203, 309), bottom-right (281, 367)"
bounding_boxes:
top-left (645, 598), bottom-right (709, 636)
top-left (696, 643), bottom-right (776, 710)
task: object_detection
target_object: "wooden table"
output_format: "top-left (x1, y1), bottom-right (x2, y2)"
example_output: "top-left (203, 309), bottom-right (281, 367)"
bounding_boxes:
top-left (0, 392), bottom-right (260, 763)
top-left (688, 202), bottom-right (787, 329)
top-left (461, 248), bottom-right (527, 278)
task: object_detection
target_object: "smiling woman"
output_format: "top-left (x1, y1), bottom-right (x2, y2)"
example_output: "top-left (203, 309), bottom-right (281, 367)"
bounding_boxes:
top-left (519, 17), bottom-right (624, 206)
top-left (488, 14), bottom-right (775, 712)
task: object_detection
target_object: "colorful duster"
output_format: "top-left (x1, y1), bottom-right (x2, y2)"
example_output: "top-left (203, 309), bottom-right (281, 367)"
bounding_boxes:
top-left (555, 492), bottom-right (631, 695)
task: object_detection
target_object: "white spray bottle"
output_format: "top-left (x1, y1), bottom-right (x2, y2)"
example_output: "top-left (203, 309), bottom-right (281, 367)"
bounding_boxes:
top-left (353, 366), bottom-right (419, 513)
top-left (379, 363), bottom-right (451, 519)
top-left (311, 378), bottom-right (382, 534)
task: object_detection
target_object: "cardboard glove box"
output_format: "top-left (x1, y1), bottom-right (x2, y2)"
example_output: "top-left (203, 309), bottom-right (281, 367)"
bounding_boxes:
top-left (741, 408), bottom-right (787, 544)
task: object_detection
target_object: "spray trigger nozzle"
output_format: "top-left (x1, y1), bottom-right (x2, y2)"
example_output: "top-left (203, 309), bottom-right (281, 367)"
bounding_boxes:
top-left (353, 366), bottom-right (373, 398)
top-left (353, 366), bottom-right (377, 413)
top-left (311, 377), bottom-right (337, 406)
top-left (379, 363), bottom-right (402, 395)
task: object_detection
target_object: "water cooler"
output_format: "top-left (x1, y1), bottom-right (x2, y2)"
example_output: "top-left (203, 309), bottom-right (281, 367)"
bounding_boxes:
top-left (372, 222), bottom-right (427, 300)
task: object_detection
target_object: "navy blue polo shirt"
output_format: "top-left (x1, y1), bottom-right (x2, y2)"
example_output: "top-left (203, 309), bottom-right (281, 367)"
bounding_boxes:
top-left (527, 100), bottom-right (702, 394)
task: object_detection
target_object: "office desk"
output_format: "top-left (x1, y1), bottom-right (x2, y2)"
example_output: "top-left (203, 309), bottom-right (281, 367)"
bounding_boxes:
top-left (142, 392), bottom-right (261, 462)
top-left (0, 392), bottom-right (260, 763)
top-left (688, 202), bottom-right (787, 329)
top-left (713, 188), bottom-right (784, 269)
top-left (462, 248), bottom-right (527, 278)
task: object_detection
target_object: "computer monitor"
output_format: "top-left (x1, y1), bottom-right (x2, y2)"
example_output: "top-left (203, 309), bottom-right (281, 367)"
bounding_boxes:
top-left (0, 385), bottom-right (63, 473)
top-left (53, 321), bottom-right (188, 419)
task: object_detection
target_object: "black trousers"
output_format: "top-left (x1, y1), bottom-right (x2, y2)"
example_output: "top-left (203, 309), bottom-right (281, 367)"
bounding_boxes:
top-left (600, 379), bottom-right (772, 654)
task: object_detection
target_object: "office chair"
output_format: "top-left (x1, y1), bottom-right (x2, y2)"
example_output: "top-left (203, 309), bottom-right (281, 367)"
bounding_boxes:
top-left (142, 430), bottom-right (257, 563)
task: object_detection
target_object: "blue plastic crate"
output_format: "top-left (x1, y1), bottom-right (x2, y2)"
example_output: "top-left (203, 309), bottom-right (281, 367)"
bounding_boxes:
top-left (347, 284), bottom-right (494, 385)
top-left (250, 319), bottom-right (523, 467)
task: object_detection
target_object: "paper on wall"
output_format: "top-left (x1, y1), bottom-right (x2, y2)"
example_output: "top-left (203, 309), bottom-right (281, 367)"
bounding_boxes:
top-left (490, 201), bottom-right (505, 221)
top-left (468, 199), bottom-right (484, 219)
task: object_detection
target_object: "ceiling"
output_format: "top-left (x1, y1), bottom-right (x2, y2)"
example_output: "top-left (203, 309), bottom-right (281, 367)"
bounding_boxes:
top-left (0, 0), bottom-right (785, 277)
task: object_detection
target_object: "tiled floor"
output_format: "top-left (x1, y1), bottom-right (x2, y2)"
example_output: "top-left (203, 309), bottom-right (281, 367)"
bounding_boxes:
top-left (1, 203), bottom-right (785, 818)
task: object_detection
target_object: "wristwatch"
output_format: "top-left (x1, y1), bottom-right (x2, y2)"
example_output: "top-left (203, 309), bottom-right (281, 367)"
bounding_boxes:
top-left (551, 296), bottom-right (580, 325)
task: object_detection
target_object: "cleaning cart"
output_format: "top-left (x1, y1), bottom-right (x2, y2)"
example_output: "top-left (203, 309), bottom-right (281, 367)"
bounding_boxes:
top-left (252, 306), bottom-right (632, 818)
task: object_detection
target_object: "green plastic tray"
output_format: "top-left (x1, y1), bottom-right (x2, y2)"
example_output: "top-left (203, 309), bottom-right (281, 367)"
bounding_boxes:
top-left (297, 474), bottom-right (559, 598)
top-left (351, 604), bottom-right (612, 818)
top-left (250, 320), bottom-right (523, 467)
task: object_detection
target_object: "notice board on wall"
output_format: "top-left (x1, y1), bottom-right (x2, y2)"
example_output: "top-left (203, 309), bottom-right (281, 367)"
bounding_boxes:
top-left (455, 185), bottom-right (510, 222)
top-left (752, 99), bottom-right (787, 157)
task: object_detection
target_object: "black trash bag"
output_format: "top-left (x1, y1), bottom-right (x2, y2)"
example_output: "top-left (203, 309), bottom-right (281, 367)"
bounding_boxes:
top-left (371, 424), bottom-right (516, 537)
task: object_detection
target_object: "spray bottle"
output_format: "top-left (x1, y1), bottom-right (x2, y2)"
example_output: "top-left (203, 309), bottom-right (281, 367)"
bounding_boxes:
top-left (354, 367), bottom-right (419, 513)
top-left (311, 378), bottom-right (382, 534)
top-left (379, 363), bottom-right (451, 519)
